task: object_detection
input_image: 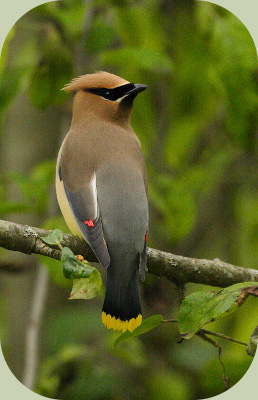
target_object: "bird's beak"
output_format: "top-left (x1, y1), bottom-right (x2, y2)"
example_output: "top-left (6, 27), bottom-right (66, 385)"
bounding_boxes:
top-left (126, 84), bottom-right (147, 97)
top-left (119, 83), bottom-right (147, 105)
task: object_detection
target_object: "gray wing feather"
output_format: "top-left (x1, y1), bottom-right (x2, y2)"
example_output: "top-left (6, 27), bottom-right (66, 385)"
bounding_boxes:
top-left (62, 174), bottom-right (110, 269)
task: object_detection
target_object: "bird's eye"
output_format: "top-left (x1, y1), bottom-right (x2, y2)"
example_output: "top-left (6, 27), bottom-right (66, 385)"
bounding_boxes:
top-left (86, 87), bottom-right (115, 100)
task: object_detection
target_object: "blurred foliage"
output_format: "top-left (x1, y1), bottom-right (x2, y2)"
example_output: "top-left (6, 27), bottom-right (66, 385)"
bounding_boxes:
top-left (0, 160), bottom-right (55, 216)
top-left (0, 0), bottom-right (258, 399)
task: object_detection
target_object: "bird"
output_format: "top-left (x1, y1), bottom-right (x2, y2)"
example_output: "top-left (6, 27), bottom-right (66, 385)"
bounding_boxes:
top-left (56, 71), bottom-right (148, 333)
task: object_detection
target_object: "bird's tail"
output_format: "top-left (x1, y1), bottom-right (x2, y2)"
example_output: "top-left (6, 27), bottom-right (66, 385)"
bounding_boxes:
top-left (102, 252), bottom-right (142, 333)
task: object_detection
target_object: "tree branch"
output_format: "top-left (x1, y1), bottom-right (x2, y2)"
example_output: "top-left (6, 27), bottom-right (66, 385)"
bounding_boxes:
top-left (1, 219), bottom-right (258, 288)
top-left (199, 329), bottom-right (248, 347)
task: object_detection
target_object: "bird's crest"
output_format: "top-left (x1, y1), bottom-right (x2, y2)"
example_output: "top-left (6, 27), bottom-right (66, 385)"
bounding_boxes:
top-left (62, 71), bottom-right (129, 93)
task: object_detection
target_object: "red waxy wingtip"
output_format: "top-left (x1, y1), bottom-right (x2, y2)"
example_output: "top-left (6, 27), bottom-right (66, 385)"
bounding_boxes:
top-left (84, 219), bottom-right (94, 227)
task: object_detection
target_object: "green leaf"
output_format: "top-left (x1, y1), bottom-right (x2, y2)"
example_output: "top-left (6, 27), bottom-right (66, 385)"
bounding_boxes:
top-left (114, 3), bottom-right (165, 53)
top-left (246, 325), bottom-right (258, 357)
top-left (41, 229), bottom-right (63, 246)
top-left (38, 217), bottom-right (71, 288)
top-left (69, 269), bottom-right (102, 300)
top-left (41, 0), bottom-right (87, 39)
top-left (148, 172), bottom-right (196, 242)
top-left (85, 18), bottom-right (115, 54)
top-left (0, 68), bottom-right (21, 112)
top-left (60, 247), bottom-right (102, 300)
top-left (114, 315), bottom-right (163, 347)
top-left (178, 282), bottom-right (258, 339)
top-left (61, 247), bottom-right (93, 279)
top-left (35, 344), bottom-right (88, 398)
top-left (28, 43), bottom-right (72, 109)
top-left (0, 201), bottom-right (30, 214)
top-left (28, 61), bottom-right (53, 109)
top-left (101, 47), bottom-right (173, 74)
top-left (149, 369), bottom-right (191, 400)
top-left (10, 160), bottom-right (56, 215)
top-left (0, 27), bottom-right (16, 75)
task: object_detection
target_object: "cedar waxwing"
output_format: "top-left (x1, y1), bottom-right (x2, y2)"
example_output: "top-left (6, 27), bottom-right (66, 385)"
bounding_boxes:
top-left (56, 71), bottom-right (148, 333)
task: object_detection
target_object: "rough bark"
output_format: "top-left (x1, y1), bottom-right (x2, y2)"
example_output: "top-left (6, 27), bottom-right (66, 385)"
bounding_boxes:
top-left (1, 219), bottom-right (258, 287)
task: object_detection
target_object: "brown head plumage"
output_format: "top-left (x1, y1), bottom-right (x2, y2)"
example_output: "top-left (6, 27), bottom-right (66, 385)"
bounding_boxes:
top-left (63, 71), bottom-right (147, 126)
top-left (62, 71), bottom-right (129, 92)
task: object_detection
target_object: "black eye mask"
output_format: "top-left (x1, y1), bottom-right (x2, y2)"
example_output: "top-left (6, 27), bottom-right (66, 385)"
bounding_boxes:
top-left (85, 83), bottom-right (135, 101)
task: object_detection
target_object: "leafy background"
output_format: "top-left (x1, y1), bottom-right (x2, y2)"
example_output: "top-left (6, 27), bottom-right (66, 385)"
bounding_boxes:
top-left (0, 0), bottom-right (257, 399)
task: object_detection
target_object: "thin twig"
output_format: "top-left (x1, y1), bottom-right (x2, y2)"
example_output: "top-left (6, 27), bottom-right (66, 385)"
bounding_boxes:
top-left (218, 346), bottom-right (231, 390)
top-left (197, 331), bottom-right (231, 390)
top-left (162, 319), bottom-right (247, 347)
top-left (200, 328), bottom-right (248, 347)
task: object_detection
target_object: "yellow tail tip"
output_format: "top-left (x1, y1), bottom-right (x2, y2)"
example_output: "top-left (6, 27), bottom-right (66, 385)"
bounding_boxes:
top-left (102, 312), bottom-right (142, 333)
